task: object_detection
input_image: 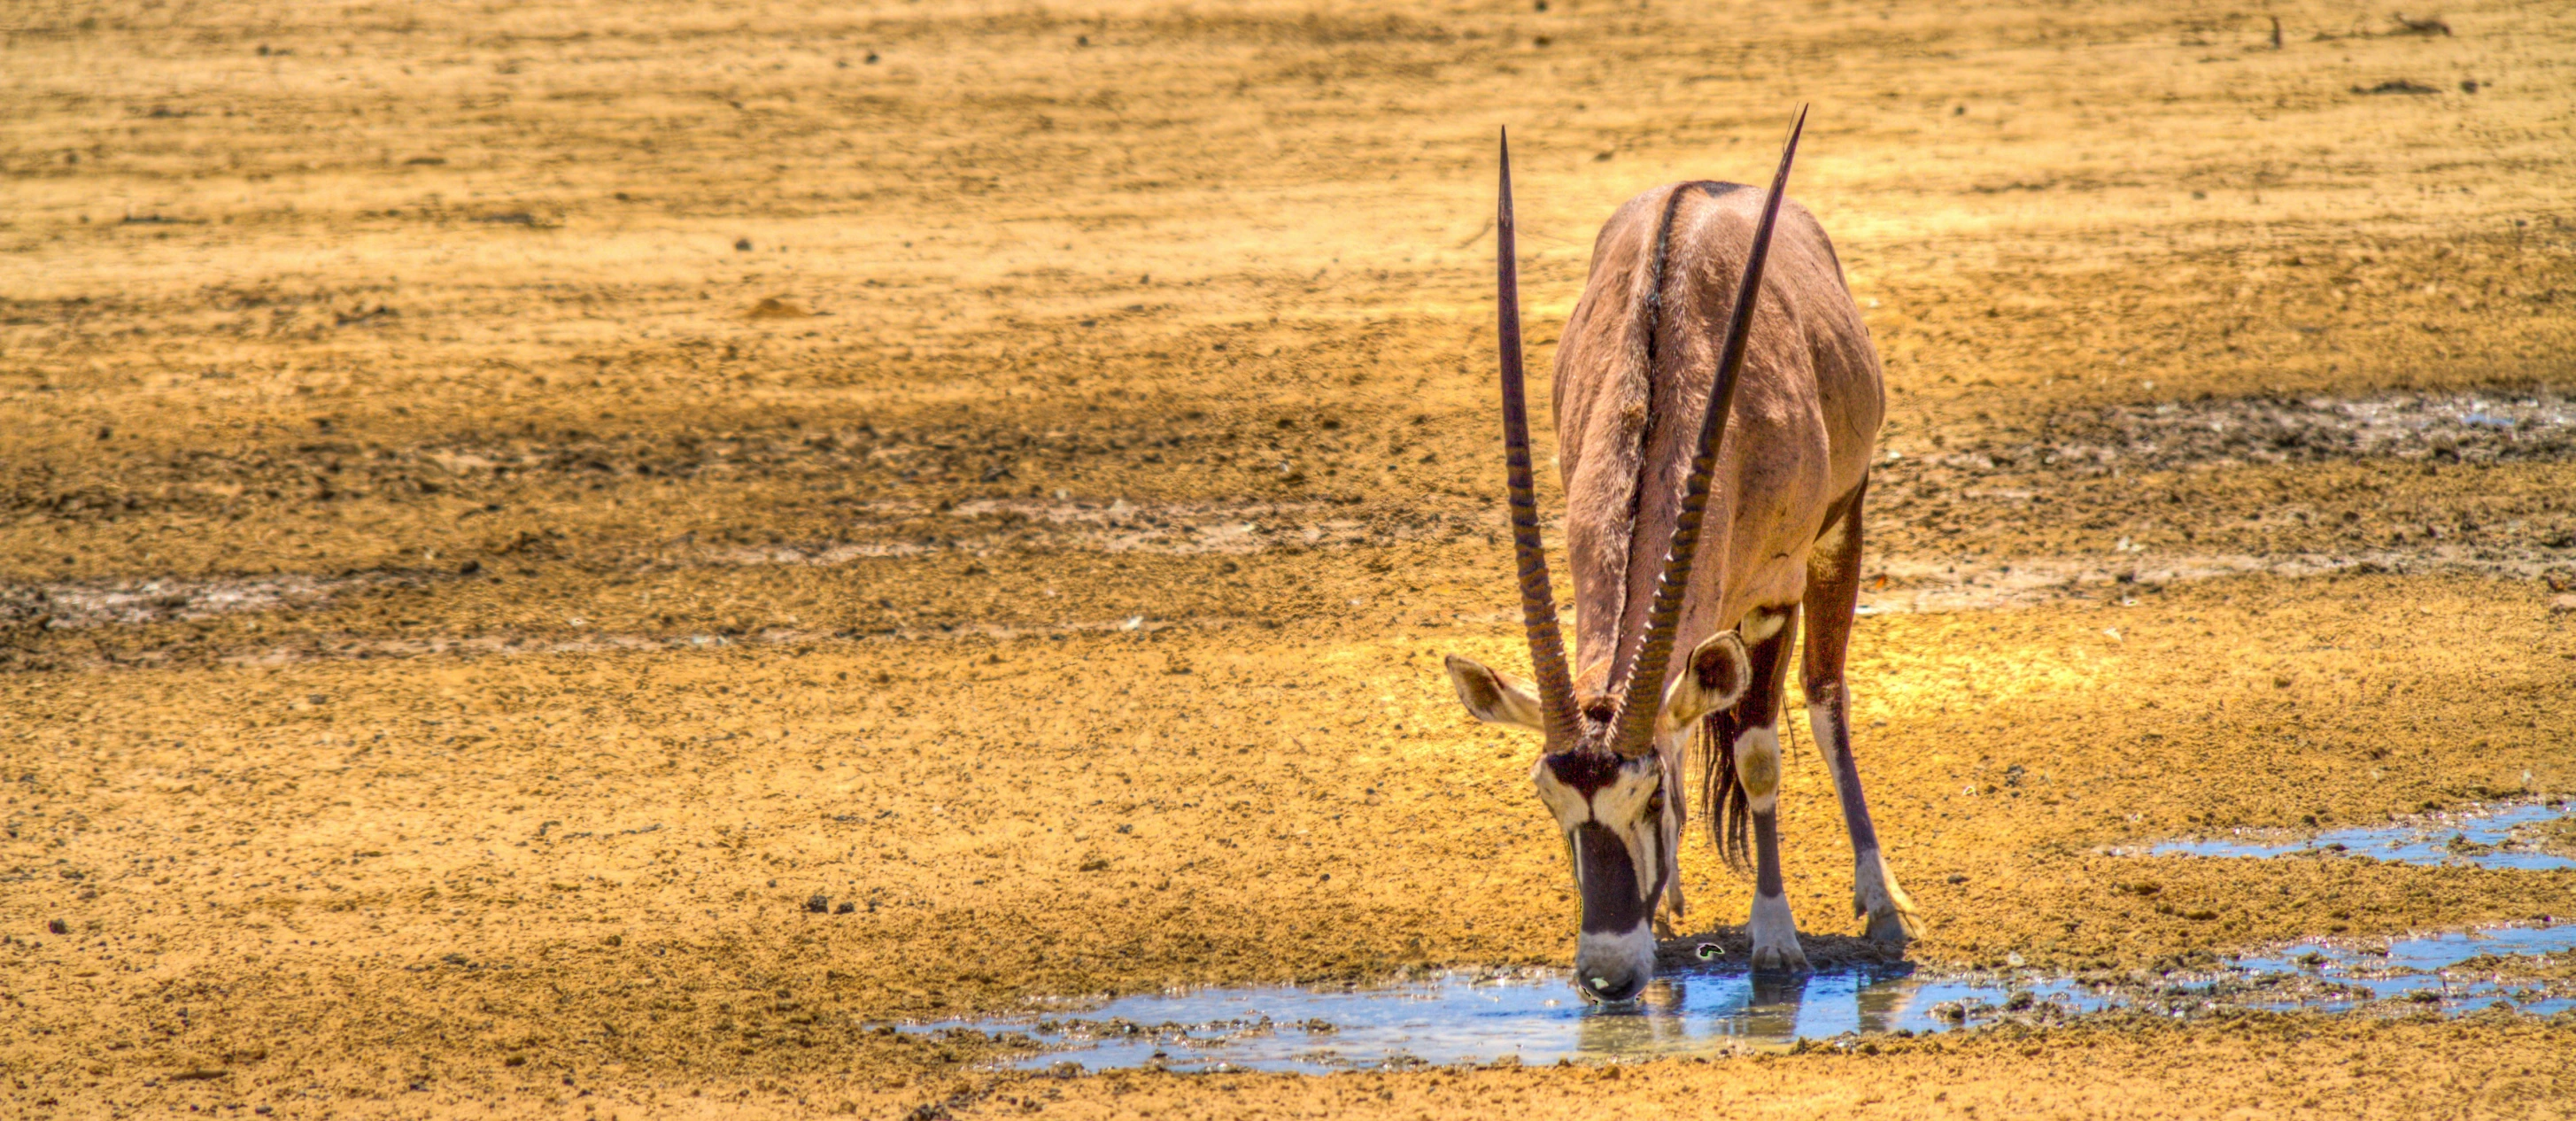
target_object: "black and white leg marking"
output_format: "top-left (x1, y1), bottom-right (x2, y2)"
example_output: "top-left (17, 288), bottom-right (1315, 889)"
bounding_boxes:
top-left (1803, 475), bottom-right (1922, 944)
top-left (1723, 603), bottom-right (1807, 971)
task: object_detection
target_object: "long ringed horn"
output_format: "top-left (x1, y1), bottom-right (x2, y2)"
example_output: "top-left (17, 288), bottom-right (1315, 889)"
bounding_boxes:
top-left (1608, 105), bottom-right (1807, 755)
top-left (1495, 128), bottom-right (1581, 749)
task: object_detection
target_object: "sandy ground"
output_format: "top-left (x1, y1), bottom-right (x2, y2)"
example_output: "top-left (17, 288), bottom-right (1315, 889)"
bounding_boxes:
top-left (4, 0), bottom-right (2576, 1117)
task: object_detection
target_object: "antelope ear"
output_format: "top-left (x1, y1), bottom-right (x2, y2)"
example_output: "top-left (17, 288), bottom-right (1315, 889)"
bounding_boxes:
top-left (1659, 631), bottom-right (1751, 733)
top-left (1444, 654), bottom-right (1546, 732)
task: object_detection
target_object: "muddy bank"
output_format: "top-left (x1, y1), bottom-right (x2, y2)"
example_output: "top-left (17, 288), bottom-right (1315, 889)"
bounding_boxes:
top-left (1862, 544), bottom-right (2576, 613)
top-left (1890, 391), bottom-right (2576, 475)
top-left (0, 571), bottom-right (432, 630)
top-left (4, 498), bottom-right (2568, 647)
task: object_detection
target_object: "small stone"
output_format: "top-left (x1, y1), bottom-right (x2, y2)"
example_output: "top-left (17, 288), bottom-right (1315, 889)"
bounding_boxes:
top-left (47, 918), bottom-right (67, 935)
top-left (805, 893), bottom-right (831, 914)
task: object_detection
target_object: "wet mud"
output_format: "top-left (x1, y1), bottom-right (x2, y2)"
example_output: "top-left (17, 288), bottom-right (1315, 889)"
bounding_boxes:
top-left (2144, 799), bottom-right (2576, 871)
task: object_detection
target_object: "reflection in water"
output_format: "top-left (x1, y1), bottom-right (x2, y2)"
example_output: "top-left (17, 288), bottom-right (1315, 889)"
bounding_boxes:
top-left (1572, 978), bottom-right (1699, 1057)
top-left (1566, 970), bottom-right (1835, 1056)
top-left (924, 960), bottom-right (2096, 1071)
top-left (1853, 967), bottom-right (1918, 1035)
top-left (1698, 970), bottom-right (1813, 1048)
top-left (915, 921), bottom-right (2576, 1073)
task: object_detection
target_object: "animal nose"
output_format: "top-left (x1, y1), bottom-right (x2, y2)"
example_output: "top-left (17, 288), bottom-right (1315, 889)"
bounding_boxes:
top-left (1574, 924), bottom-right (1658, 1003)
top-left (1581, 966), bottom-right (1648, 1003)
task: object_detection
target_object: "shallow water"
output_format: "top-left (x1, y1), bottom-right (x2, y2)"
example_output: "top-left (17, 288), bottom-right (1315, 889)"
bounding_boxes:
top-left (2144, 800), bottom-right (2576, 871)
top-left (2239, 924), bottom-right (2576, 1008)
top-left (910, 804), bottom-right (2576, 1071)
top-left (924, 963), bottom-right (2104, 1071)
top-left (918, 922), bottom-right (2576, 1072)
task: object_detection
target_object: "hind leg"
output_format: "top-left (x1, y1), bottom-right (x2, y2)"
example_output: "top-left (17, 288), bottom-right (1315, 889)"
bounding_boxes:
top-left (1716, 603), bottom-right (1807, 971)
top-left (1804, 477), bottom-right (1922, 944)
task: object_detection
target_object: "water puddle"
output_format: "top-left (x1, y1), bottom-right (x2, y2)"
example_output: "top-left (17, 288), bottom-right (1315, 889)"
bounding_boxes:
top-left (2239, 924), bottom-right (2576, 1008)
top-left (2139, 800), bottom-right (2576, 871)
top-left (917, 921), bottom-right (2576, 1072)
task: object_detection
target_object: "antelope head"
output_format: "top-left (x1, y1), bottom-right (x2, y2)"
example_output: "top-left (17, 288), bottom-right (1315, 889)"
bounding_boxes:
top-left (1443, 114), bottom-right (1804, 1002)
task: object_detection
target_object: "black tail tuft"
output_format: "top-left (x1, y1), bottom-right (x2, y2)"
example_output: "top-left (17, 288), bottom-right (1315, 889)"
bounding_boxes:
top-left (1700, 712), bottom-right (1752, 872)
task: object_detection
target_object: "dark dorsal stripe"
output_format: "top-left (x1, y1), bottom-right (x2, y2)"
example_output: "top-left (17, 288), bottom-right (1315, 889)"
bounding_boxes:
top-left (1642, 182), bottom-right (1747, 370)
top-left (1617, 180), bottom-right (1754, 683)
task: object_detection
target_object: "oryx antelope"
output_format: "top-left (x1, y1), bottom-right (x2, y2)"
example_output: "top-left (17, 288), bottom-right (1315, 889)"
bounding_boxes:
top-left (1444, 110), bottom-right (1921, 1001)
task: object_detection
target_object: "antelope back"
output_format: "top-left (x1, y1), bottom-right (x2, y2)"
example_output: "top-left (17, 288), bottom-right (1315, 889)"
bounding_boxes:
top-left (1551, 184), bottom-right (1885, 693)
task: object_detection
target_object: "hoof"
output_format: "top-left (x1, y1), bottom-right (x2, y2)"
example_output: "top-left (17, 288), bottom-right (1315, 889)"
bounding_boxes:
top-left (1864, 904), bottom-right (1923, 945)
top-left (1855, 851), bottom-right (1925, 946)
top-left (1747, 891), bottom-right (1806, 972)
top-left (1749, 938), bottom-right (1811, 973)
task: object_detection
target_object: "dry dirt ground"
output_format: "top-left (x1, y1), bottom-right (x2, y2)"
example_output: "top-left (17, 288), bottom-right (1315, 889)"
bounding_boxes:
top-left (6, 0), bottom-right (2576, 1117)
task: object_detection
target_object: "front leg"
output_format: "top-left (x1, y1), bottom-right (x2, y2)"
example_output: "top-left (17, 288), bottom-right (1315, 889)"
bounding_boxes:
top-left (1736, 720), bottom-right (1808, 971)
top-left (1728, 604), bottom-right (1807, 972)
